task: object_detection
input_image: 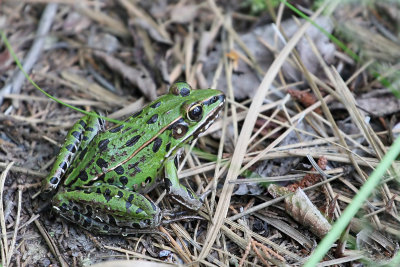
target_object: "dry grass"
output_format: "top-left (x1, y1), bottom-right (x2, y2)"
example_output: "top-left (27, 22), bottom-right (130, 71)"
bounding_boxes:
top-left (1, 0), bottom-right (400, 266)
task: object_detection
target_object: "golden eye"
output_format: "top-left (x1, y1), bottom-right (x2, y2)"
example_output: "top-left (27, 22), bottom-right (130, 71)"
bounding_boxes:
top-left (187, 104), bottom-right (203, 122)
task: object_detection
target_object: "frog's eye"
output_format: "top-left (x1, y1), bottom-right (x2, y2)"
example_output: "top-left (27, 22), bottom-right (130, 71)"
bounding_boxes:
top-left (187, 104), bottom-right (203, 122)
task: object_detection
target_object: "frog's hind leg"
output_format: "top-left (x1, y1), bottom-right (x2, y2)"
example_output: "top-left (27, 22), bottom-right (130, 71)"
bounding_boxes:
top-left (164, 158), bottom-right (204, 211)
top-left (41, 114), bottom-right (105, 196)
top-left (51, 185), bottom-right (161, 234)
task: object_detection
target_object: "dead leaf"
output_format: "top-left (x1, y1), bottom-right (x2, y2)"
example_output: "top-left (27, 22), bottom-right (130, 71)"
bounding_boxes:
top-left (288, 88), bottom-right (322, 114)
top-left (61, 71), bottom-right (126, 107)
top-left (169, 4), bottom-right (199, 24)
top-left (357, 88), bottom-right (400, 116)
top-left (94, 51), bottom-right (157, 100)
top-left (133, 18), bottom-right (173, 45)
top-left (204, 16), bottom-right (335, 99)
top-left (89, 33), bottom-right (120, 54)
top-left (287, 156), bottom-right (327, 191)
top-left (63, 12), bottom-right (91, 33)
top-left (268, 184), bottom-right (331, 238)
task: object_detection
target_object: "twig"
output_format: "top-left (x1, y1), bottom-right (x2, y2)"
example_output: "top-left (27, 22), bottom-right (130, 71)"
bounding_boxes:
top-left (238, 238), bottom-right (252, 267)
top-left (251, 240), bottom-right (270, 266)
top-left (0, 162), bottom-right (45, 178)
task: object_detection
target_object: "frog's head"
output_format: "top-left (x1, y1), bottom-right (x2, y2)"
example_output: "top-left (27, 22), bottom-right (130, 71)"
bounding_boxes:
top-left (165, 81), bottom-right (225, 156)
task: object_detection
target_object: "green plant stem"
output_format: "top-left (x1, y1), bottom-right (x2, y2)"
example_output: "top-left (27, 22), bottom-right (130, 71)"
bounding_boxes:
top-left (1, 30), bottom-right (123, 125)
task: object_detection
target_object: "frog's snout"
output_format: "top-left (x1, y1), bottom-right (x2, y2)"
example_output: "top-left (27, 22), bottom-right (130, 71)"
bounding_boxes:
top-left (218, 93), bottom-right (225, 103)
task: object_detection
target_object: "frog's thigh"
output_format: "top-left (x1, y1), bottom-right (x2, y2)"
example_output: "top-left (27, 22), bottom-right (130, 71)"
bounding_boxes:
top-left (52, 185), bottom-right (161, 233)
top-left (164, 158), bottom-right (202, 211)
top-left (41, 114), bottom-right (105, 194)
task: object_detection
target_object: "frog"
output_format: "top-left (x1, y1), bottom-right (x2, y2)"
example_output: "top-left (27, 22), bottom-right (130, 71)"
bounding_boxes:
top-left (40, 81), bottom-right (225, 235)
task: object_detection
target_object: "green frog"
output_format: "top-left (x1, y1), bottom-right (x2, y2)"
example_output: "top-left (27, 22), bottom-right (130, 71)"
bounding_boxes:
top-left (40, 82), bottom-right (225, 235)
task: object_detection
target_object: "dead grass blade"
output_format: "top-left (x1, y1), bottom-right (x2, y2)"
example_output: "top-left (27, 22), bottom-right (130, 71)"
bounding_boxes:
top-left (6, 189), bottom-right (22, 266)
top-left (76, 5), bottom-right (129, 37)
top-left (159, 226), bottom-right (191, 263)
top-left (0, 162), bottom-right (14, 266)
top-left (4, 93), bottom-right (108, 108)
top-left (93, 51), bottom-right (157, 101)
top-left (255, 213), bottom-right (314, 249)
top-left (330, 68), bottom-right (400, 227)
top-left (0, 162), bottom-right (45, 178)
top-left (34, 219), bottom-right (69, 267)
top-left (229, 174), bottom-right (343, 222)
top-left (222, 219), bottom-right (302, 261)
top-left (118, 0), bottom-right (172, 44)
top-left (90, 259), bottom-right (173, 267)
top-left (61, 71), bottom-right (127, 106)
top-left (198, 3), bottom-right (328, 260)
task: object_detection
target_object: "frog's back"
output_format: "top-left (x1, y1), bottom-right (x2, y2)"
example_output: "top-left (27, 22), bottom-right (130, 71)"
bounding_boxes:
top-left (62, 86), bottom-right (224, 191)
top-left (62, 93), bottom-right (182, 189)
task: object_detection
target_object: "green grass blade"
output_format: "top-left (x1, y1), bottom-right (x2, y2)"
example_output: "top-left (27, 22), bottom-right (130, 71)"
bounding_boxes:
top-left (304, 136), bottom-right (400, 266)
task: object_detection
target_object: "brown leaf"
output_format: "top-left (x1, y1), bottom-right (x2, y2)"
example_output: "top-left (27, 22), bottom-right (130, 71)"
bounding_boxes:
top-left (287, 156), bottom-right (327, 191)
top-left (288, 89), bottom-right (322, 115)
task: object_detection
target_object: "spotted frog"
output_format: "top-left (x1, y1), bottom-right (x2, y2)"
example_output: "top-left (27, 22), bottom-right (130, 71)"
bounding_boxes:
top-left (40, 82), bottom-right (225, 235)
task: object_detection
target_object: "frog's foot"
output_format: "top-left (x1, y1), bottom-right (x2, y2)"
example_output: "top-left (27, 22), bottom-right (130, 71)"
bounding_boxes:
top-left (51, 185), bottom-right (162, 234)
top-left (162, 209), bottom-right (187, 217)
top-left (161, 215), bottom-right (205, 225)
top-left (161, 208), bottom-right (204, 218)
top-left (165, 189), bottom-right (210, 213)
top-left (167, 185), bottom-right (203, 211)
top-left (199, 189), bottom-right (211, 202)
top-left (34, 200), bottom-right (52, 214)
top-left (164, 158), bottom-right (203, 211)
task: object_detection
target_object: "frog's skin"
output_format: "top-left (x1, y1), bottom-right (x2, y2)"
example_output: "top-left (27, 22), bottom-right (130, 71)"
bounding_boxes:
top-left (40, 82), bottom-right (225, 235)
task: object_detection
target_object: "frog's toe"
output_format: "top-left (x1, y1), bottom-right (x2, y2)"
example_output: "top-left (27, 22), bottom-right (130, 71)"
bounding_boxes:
top-left (199, 189), bottom-right (212, 202)
top-left (162, 215), bottom-right (206, 225)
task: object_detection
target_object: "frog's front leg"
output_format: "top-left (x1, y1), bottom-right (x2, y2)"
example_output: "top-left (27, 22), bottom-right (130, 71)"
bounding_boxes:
top-left (41, 114), bottom-right (105, 196)
top-left (164, 158), bottom-right (204, 211)
top-left (52, 185), bottom-right (161, 234)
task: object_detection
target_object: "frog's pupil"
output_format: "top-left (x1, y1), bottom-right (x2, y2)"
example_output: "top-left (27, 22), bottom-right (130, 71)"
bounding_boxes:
top-left (189, 105), bottom-right (202, 121)
top-left (194, 106), bottom-right (201, 115)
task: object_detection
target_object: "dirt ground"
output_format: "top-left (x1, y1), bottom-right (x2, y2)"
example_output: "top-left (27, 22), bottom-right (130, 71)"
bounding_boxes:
top-left (1, 1), bottom-right (400, 266)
